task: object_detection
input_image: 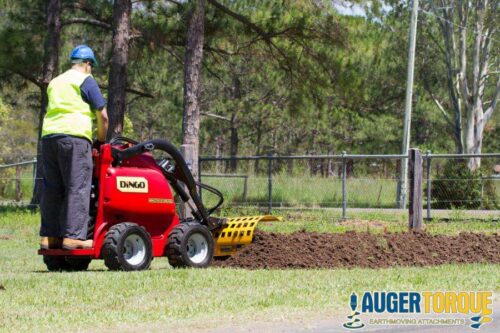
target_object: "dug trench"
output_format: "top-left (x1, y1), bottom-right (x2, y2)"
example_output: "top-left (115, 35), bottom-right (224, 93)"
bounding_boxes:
top-left (214, 230), bottom-right (500, 269)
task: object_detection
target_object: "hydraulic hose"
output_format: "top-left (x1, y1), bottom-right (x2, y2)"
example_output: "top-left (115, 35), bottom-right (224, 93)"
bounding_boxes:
top-left (111, 139), bottom-right (222, 230)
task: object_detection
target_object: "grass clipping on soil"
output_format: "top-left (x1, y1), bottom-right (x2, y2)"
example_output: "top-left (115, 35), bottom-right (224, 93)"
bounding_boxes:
top-left (215, 230), bottom-right (500, 269)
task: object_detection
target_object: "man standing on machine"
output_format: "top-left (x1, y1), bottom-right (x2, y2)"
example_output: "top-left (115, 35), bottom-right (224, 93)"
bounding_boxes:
top-left (40, 45), bottom-right (108, 250)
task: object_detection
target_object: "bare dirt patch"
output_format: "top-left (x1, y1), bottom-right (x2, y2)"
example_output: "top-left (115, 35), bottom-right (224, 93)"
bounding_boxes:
top-left (215, 230), bottom-right (500, 269)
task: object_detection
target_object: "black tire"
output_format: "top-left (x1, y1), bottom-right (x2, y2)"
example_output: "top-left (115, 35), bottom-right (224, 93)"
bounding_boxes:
top-left (65, 257), bottom-right (92, 271)
top-left (101, 222), bottom-right (152, 271)
top-left (166, 222), bottom-right (214, 268)
top-left (43, 256), bottom-right (91, 272)
top-left (43, 255), bottom-right (70, 272)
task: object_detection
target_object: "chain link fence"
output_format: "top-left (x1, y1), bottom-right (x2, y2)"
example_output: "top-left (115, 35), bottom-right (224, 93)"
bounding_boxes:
top-left (0, 158), bottom-right (37, 204)
top-left (1, 153), bottom-right (499, 218)
top-left (198, 153), bottom-right (500, 218)
top-left (424, 154), bottom-right (500, 215)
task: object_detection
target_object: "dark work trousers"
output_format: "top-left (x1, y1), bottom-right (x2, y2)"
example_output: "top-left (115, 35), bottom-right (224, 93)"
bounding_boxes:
top-left (40, 136), bottom-right (92, 240)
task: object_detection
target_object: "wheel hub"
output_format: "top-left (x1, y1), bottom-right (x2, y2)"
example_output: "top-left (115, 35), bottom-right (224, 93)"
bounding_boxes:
top-left (186, 233), bottom-right (208, 264)
top-left (123, 234), bottom-right (146, 266)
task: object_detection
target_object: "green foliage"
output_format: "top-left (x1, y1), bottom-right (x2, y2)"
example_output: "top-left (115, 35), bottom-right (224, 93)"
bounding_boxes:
top-left (0, 0), bottom-right (497, 165)
top-left (0, 96), bottom-right (8, 120)
top-left (0, 79), bottom-right (38, 163)
top-left (0, 81), bottom-right (37, 198)
top-left (431, 160), bottom-right (498, 209)
top-left (0, 0), bottom-right (45, 77)
top-left (122, 114), bottom-right (135, 138)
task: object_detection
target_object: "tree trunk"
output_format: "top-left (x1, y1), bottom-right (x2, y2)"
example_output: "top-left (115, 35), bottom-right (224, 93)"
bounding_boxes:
top-left (254, 120), bottom-right (262, 174)
top-left (15, 166), bottom-right (22, 202)
top-left (30, 0), bottom-right (62, 207)
top-left (41, 0), bottom-right (62, 90)
top-left (215, 135), bottom-right (223, 173)
top-left (430, 0), bottom-right (498, 170)
top-left (346, 159), bottom-right (354, 178)
top-left (466, 104), bottom-right (483, 171)
top-left (463, 0), bottom-right (491, 171)
top-left (107, 0), bottom-right (131, 140)
top-left (229, 114), bottom-right (239, 172)
top-left (327, 154), bottom-right (333, 177)
top-left (228, 75), bottom-right (241, 172)
top-left (181, 0), bottom-right (205, 181)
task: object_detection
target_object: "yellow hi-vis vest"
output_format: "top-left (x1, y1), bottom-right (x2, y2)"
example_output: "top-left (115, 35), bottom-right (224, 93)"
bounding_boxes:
top-left (42, 69), bottom-right (95, 142)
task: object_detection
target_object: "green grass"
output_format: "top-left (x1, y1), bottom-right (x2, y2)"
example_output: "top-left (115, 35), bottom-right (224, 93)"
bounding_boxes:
top-left (202, 174), bottom-right (499, 209)
top-left (201, 175), bottom-right (399, 208)
top-left (221, 207), bottom-right (500, 235)
top-left (258, 216), bottom-right (500, 235)
top-left (2, 168), bottom-right (498, 210)
top-left (0, 167), bottom-right (34, 201)
top-left (0, 210), bottom-right (499, 332)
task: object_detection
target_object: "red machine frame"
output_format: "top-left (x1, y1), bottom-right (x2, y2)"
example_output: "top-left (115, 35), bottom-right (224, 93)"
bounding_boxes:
top-left (38, 143), bottom-right (181, 259)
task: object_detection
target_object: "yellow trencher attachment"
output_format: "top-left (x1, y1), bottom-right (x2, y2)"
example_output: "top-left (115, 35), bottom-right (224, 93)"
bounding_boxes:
top-left (212, 215), bottom-right (282, 257)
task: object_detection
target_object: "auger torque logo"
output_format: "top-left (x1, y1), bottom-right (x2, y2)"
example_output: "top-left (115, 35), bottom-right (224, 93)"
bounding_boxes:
top-left (343, 291), bottom-right (493, 330)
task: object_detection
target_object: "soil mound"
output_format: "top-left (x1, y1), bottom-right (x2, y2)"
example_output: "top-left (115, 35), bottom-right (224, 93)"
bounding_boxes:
top-left (215, 230), bottom-right (500, 269)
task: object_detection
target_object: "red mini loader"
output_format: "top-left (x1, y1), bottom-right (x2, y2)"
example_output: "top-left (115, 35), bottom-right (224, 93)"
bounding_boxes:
top-left (38, 137), bottom-right (279, 271)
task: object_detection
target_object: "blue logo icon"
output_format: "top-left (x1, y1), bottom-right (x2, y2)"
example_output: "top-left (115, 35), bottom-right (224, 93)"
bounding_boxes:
top-left (470, 315), bottom-right (492, 330)
top-left (343, 292), bottom-right (365, 329)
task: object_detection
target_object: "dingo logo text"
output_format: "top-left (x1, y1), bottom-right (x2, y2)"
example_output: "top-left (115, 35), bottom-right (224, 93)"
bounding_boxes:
top-left (116, 177), bottom-right (148, 193)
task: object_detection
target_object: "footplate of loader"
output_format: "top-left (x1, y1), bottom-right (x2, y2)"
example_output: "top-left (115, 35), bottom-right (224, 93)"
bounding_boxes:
top-left (212, 215), bottom-right (282, 257)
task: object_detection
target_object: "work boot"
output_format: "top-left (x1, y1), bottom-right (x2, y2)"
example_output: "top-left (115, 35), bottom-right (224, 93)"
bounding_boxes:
top-left (40, 237), bottom-right (63, 250)
top-left (62, 238), bottom-right (93, 250)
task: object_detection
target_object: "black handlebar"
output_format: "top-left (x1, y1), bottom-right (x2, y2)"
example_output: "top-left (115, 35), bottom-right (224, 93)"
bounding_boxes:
top-left (111, 139), bottom-right (222, 230)
top-left (109, 136), bottom-right (138, 145)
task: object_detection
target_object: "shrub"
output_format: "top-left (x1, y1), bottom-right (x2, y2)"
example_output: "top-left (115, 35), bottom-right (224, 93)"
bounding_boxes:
top-left (431, 159), bottom-right (498, 209)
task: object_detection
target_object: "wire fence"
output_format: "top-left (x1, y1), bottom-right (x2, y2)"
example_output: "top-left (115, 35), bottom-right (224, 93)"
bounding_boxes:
top-left (198, 153), bottom-right (500, 218)
top-left (1, 153), bottom-right (499, 218)
top-left (0, 159), bottom-right (37, 204)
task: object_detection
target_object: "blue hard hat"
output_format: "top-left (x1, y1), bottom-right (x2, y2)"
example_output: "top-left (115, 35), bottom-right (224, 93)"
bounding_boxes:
top-left (69, 45), bottom-right (98, 66)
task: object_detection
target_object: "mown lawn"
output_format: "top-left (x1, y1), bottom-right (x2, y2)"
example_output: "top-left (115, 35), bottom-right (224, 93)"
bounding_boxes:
top-left (251, 208), bottom-right (500, 234)
top-left (0, 209), bottom-right (498, 332)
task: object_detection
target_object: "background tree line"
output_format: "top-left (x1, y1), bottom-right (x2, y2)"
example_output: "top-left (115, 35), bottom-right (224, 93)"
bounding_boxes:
top-left (0, 0), bottom-right (498, 175)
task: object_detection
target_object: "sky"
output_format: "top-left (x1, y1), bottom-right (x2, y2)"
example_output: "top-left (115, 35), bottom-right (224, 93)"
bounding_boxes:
top-left (334, 1), bottom-right (393, 17)
top-left (334, 1), bottom-right (367, 16)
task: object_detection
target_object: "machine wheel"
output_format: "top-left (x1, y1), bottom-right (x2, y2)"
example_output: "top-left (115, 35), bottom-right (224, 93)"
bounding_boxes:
top-left (101, 223), bottom-right (152, 271)
top-left (65, 257), bottom-right (92, 271)
top-left (43, 256), bottom-right (91, 272)
top-left (43, 255), bottom-right (70, 272)
top-left (166, 222), bottom-right (214, 268)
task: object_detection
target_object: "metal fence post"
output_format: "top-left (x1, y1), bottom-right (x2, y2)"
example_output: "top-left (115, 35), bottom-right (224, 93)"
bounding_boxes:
top-left (341, 151), bottom-right (347, 220)
top-left (243, 175), bottom-right (248, 202)
top-left (32, 158), bottom-right (37, 192)
top-left (426, 151), bottom-right (432, 220)
top-left (15, 165), bottom-right (22, 201)
top-left (267, 154), bottom-right (273, 214)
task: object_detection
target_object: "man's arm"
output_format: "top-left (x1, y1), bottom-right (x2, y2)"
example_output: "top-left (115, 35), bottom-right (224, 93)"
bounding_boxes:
top-left (96, 107), bottom-right (108, 142)
top-left (80, 77), bottom-right (108, 141)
